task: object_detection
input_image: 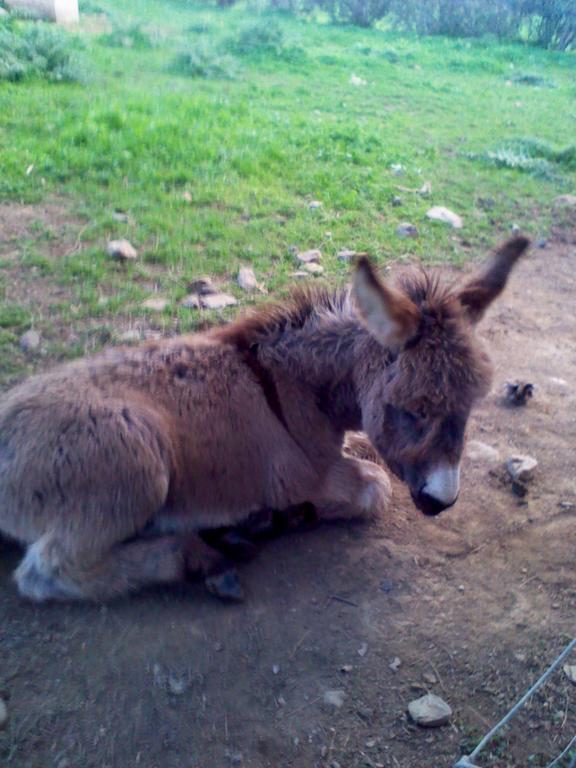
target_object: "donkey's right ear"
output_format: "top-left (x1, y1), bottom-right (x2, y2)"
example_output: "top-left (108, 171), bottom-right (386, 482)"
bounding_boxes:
top-left (353, 257), bottom-right (420, 346)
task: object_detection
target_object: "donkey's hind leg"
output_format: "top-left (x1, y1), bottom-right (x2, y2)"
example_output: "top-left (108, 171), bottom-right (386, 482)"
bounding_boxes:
top-left (15, 531), bottom-right (229, 602)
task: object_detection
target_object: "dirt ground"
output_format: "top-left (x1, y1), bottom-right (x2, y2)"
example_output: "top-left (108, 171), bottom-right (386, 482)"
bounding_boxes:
top-left (0, 213), bottom-right (575, 768)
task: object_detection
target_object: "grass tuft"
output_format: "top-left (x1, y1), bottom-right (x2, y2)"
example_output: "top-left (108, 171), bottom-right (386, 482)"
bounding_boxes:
top-left (172, 42), bottom-right (238, 79)
top-left (100, 24), bottom-right (154, 50)
top-left (226, 21), bottom-right (306, 62)
top-left (467, 138), bottom-right (576, 178)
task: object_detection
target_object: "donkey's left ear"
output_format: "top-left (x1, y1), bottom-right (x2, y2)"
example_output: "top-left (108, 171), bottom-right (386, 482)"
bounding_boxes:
top-left (353, 257), bottom-right (420, 346)
top-left (458, 236), bottom-right (530, 324)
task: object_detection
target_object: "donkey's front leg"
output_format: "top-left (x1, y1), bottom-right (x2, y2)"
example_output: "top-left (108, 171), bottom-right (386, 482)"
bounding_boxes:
top-left (313, 456), bottom-right (392, 522)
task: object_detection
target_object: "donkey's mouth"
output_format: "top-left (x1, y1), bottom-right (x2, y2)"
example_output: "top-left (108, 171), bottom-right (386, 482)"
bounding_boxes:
top-left (411, 490), bottom-right (458, 517)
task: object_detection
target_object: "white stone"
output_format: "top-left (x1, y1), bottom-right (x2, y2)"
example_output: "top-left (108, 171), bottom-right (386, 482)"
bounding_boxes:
top-left (323, 689), bottom-right (346, 708)
top-left (188, 276), bottom-right (216, 296)
top-left (6, 0), bottom-right (79, 24)
top-left (396, 222), bottom-right (419, 238)
top-left (408, 693), bottom-right (452, 727)
top-left (200, 293), bottom-right (237, 310)
top-left (291, 271), bottom-right (309, 279)
top-left (142, 297), bottom-right (168, 312)
top-left (554, 194), bottom-right (576, 208)
top-left (296, 249), bottom-right (322, 264)
top-left (308, 200), bottom-right (322, 210)
top-left (357, 642), bottom-right (368, 657)
top-left (20, 329), bottom-right (41, 352)
top-left (349, 74), bottom-right (366, 87)
top-left (303, 262), bottom-right (324, 275)
top-left (0, 698), bottom-right (7, 731)
top-left (107, 239), bottom-right (137, 261)
top-left (389, 657), bottom-right (401, 672)
top-left (337, 249), bottom-right (356, 262)
top-left (180, 294), bottom-right (201, 309)
top-left (466, 440), bottom-right (500, 463)
top-left (419, 181), bottom-right (432, 196)
top-left (237, 266), bottom-right (265, 293)
top-left (426, 206), bottom-right (463, 229)
top-left (507, 455), bottom-right (538, 483)
top-left (563, 664), bottom-right (576, 684)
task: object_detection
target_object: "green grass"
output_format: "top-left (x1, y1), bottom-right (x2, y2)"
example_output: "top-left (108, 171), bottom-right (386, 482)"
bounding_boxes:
top-left (0, 0), bottom-right (575, 386)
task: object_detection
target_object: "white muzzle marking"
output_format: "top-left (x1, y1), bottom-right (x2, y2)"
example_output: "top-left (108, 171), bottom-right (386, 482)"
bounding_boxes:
top-left (423, 464), bottom-right (461, 506)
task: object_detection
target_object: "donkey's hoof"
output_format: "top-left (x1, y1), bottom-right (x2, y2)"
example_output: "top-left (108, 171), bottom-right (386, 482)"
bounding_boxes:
top-left (205, 569), bottom-right (244, 602)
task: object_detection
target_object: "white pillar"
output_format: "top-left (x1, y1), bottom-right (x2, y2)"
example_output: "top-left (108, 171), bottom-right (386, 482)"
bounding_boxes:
top-left (5, 0), bottom-right (79, 24)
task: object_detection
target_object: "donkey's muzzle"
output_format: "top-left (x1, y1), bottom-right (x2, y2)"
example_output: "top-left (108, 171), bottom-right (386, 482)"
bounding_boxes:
top-left (412, 490), bottom-right (458, 517)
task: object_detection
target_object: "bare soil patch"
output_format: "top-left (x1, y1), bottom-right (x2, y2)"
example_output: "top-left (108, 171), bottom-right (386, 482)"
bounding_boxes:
top-left (0, 229), bottom-right (575, 768)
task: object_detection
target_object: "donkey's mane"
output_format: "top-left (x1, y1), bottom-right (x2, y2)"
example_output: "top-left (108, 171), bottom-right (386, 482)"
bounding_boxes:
top-left (214, 267), bottom-right (457, 349)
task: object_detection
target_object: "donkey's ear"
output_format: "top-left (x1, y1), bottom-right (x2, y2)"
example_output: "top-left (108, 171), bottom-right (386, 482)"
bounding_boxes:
top-left (353, 257), bottom-right (420, 346)
top-left (458, 236), bottom-right (530, 324)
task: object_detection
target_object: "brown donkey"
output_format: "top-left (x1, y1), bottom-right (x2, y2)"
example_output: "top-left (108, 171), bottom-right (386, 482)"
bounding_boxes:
top-left (0, 237), bottom-right (529, 602)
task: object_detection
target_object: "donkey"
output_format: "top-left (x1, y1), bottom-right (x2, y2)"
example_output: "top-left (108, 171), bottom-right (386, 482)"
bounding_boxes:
top-left (0, 236), bottom-right (529, 602)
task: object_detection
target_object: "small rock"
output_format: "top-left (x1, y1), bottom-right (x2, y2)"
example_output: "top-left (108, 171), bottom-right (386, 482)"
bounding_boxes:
top-left (200, 293), bottom-right (237, 310)
top-left (142, 297), bottom-right (168, 312)
top-left (548, 376), bottom-right (568, 389)
top-left (423, 671), bottom-right (437, 685)
top-left (188, 276), bottom-right (216, 296)
top-left (291, 271), bottom-right (309, 279)
top-left (426, 206), bottom-right (463, 229)
top-left (168, 675), bottom-right (189, 696)
top-left (419, 181), bottom-right (432, 196)
top-left (466, 440), bottom-right (500, 463)
top-left (20, 329), bottom-right (41, 352)
top-left (277, 696), bottom-right (286, 706)
top-left (119, 329), bottom-right (141, 343)
top-left (389, 657), bottom-right (401, 672)
top-left (308, 200), bottom-right (322, 210)
top-left (182, 191), bottom-right (193, 203)
top-left (296, 249), bottom-right (322, 264)
top-left (536, 238), bottom-right (548, 249)
top-left (340, 664), bottom-right (353, 673)
top-left (504, 381), bottom-right (534, 407)
top-left (272, 664), bottom-right (280, 675)
top-left (458, 584), bottom-right (465, 592)
top-left (0, 697), bottom-right (7, 731)
top-left (228, 752), bottom-right (243, 766)
top-left (357, 643), bottom-right (368, 657)
top-left (365, 739), bottom-right (377, 748)
top-left (408, 693), bottom-right (452, 727)
top-left (554, 194), bottom-right (576, 208)
top-left (112, 210), bottom-right (131, 223)
top-left (323, 689), bottom-right (346, 708)
top-left (357, 706), bottom-right (373, 721)
top-left (507, 455), bottom-right (538, 483)
top-left (303, 262), bottom-right (324, 275)
top-left (511, 223), bottom-right (521, 234)
top-left (563, 664), bottom-right (576, 684)
top-left (391, 196), bottom-right (403, 207)
top-left (390, 163), bottom-right (404, 176)
top-left (330, 762), bottom-right (341, 768)
top-left (180, 294), bottom-right (201, 309)
top-left (349, 74), bottom-right (366, 86)
top-left (237, 266), bottom-right (265, 293)
top-left (396, 222), bottom-right (419, 238)
top-left (337, 249), bottom-right (357, 262)
top-left (107, 238), bottom-right (138, 261)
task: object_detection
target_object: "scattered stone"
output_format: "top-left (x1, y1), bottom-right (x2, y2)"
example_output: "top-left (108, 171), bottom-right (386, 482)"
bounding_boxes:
top-left (504, 381), bottom-right (534, 407)
top-left (291, 271), bottom-right (309, 279)
top-left (349, 74), bottom-right (366, 87)
top-left (168, 675), bottom-right (189, 696)
top-left (340, 664), bottom-right (354, 673)
top-left (419, 181), bottom-right (432, 196)
top-left (296, 249), bottom-right (322, 264)
top-left (303, 262), bottom-right (324, 275)
top-left (277, 696), bottom-right (286, 706)
top-left (337, 249), bottom-right (357, 262)
top-left (0, 698), bottom-right (7, 731)
top-left (554, 194), bottom-right (576, 208)
top-left (396, 222), bottom-right (419, 238)
top-left (507, 455), bottom-right (538, 483)
top-left (563, 664), bottom-right (576, 685)
top-left (323, 689), bottom-right (346, 708)
top-left (357, 642), bottom-right (368, 657)
top-left (365, 739), bottom-right (377, 749)
top-left (458, 584), bottom-right (465, 592)
top-left (391, 196), bottom-right (403, 207)
top-left (357, 706), bottom-right (373, 722)
top-left (308, 200), bottom-right (323, 210)
top-left (380, 578), bottom-right (394, 593)
top-left (142, 297), bottom-right (168, 312)
top-left (119, 329), bottom-right (142, 343)
top-left (272, 664), bottom-right (280, 675)
top-left (389, 657), bottom-right (401, 672)
top-left (408, 693), bottom-right (452, 727)
top-left (182, 191), bottom-right (193, 203)
top-left (536, 238), bottom-right (548, 249)
top-left (423, 671), bottom-right (437, 685)
top-left (511, 223), bottom-right (521, 234)
top-left (466, 440), bottom-right (500, 463)
top-left (237, 266), bottom-right (265, 294)
top-left (107, 238), bottom-right (138, 261)
top-left (200, 293), bottom-right (237, 310)
top-left (330, 762), bottom-right (341, 768)
top-left (180, 294), bottom-right (201, 309)
top-left (548, 376), bottom-right (568, 389)
top-left (426, 206), bottom-right (463, 229)
top-left (19, 329), bottom-right (41, 352)
top-left (390, 164), bottom-right (404, 176)
top-left (188, 276), bottom-right (216, 296)
top-left (205, 569), bottom-right (244, 601)
top-left (228, 752), bottom-right (243, 766)
top-left (112, 210), bottom-right (131, 223)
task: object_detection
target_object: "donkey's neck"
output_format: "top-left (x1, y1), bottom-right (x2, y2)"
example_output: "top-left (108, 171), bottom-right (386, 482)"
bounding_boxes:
top-left (256, 312), bottom-right (384, 433)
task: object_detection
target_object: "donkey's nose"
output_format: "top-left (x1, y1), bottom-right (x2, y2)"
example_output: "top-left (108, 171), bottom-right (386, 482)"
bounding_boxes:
top-left (412, 490), bottom-right (458, 517)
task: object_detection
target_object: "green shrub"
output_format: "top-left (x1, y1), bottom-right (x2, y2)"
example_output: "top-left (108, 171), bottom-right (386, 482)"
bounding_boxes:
top-left (0, 20), bottom-right (86, 82)
top-left (226, 21), bottom-right (305, 61)
top-left (172, 43), bottom-right (238, 79)
top-left (468, 138), bottom-right (576, 178)
top-left (100, 24), bottom-right (154, 50)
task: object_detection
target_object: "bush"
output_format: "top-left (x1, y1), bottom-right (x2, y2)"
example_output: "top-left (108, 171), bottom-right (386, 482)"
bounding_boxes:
top-left (226, 21), bottom-right (305, 61)
top-left (468, 138), bottom-right (576, 178)
top-left (389, 0), bottom-right (516, 38)
top-left (0, 19), bottom-right (86, 82)
top-left (100, 24), bottom-right (154, 50)
top-left (172, 43), bottom-right (238, 79)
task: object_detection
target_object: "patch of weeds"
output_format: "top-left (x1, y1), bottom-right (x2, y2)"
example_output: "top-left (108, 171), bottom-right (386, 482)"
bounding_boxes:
top-left (510, 72), bottom-right (556, 88)
top-left (0, 19), bottom-right (86, 82)
top-left (0, 305), bottom-right (30, 330)
top-left (226, 21), bottom-right (306, 63)
top-left (172, 42), bottom-right (238, 79)
top-left (78, 0), bottom-right (108, 13)
top-left (467, 138), bottom-right (576, 178)
top-left (100, 24), bottom-right (154, 50)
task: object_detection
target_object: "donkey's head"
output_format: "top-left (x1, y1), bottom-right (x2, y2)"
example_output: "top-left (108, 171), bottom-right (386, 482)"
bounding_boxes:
top-left (353, 237), bottom-right (529, 516)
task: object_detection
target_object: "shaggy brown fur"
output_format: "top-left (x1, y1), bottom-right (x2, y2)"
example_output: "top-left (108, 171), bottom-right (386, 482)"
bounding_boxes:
top-left (0, 237), bottom-right (529, 602)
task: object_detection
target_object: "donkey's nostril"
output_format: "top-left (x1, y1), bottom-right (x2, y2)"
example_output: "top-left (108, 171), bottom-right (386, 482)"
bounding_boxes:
top-left (412, 491), bottom-right (457, 517)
